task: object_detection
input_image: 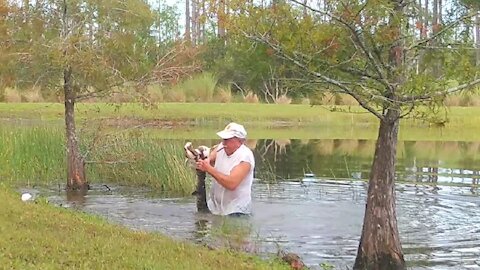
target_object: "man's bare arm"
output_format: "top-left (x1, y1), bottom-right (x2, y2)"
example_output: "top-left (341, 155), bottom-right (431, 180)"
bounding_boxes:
top-left (196, 160), bottom-right (251, 191)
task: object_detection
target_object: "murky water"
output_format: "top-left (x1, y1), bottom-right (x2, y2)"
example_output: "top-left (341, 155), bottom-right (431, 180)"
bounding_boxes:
top-left (10, 123), bottom-right (480, 270)
top-left (43, 179), bottom-right (480, 270)
top-left (193, 139), bottom-right (480, 186)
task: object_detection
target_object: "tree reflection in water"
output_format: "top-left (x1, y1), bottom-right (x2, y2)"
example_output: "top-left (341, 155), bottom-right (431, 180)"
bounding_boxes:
top-left (66, 188), bottom-right (88, 207)
top-left (192, 138), bottom-right (480, 188)
top-left (250, 139), bottom-right (480, 189)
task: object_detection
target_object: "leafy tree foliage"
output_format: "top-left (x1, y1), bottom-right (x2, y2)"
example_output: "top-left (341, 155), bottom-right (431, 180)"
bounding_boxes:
top-left (228, 0), bottom-right (480, 115)
top-left (4, 0), bottom-right (157, 97)
top-left (203, 7), bottom-right (316, 102)
top-left (1, 0), bottom-right (160, 189)
top-left (462, 0), bottom-right (480, 10)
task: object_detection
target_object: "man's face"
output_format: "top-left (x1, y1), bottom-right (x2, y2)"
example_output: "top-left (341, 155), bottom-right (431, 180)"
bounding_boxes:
top-left (222, 137), bottom-right (240, 155)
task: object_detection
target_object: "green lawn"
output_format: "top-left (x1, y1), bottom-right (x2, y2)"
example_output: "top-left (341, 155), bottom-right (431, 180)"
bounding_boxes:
top-left (2, 102), bottom-right (479, 127)
top-left (0, 102), bottom-right (372, 123)
top-left (2, 102), bottom-right (480, 141)
top-left (0, 186), bottom-right (289, 270)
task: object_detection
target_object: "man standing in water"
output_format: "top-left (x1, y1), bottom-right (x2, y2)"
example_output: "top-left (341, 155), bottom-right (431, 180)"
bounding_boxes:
top-left (196, 122), bottom-right (255, 216)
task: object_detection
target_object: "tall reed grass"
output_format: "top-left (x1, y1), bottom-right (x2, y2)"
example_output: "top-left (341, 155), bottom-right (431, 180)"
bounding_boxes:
top-left (1, 125), bottom-right (195, 195)
top-left (4, 73), bottom-right (480, 106)
top-left (0, 126), bottom-right (65, 185)
top-left (143, 73), bottom-right (235, 103)
top-left (181, 72), bottom-right (217, 102)
top-left (90, 134), bottom-right (195, 194)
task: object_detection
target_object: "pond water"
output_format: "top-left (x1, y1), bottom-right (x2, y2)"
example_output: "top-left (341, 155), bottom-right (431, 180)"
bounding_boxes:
top-left (44, 181), bottom-right (480, 270)
top-left (193, 138), bottom-right (480, 186)
top-left (42, 138), bottom-right (480, 270)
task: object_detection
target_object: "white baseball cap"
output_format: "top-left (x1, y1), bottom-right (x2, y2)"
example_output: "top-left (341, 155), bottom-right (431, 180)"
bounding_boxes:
top-left (216, 122), bottom-right (247, 139)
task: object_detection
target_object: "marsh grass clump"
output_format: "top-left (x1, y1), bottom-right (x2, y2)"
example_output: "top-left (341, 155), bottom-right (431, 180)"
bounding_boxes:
top-left (0, 126), bottom-right (65, 186)
top-left (243, 91), bottom-right (259, 103)
top-left (163, 72), bottom-right (218, 102)
top-left (274, 95), bottom-right (292, 104)
top-left (145, 84), bottom-right (165, 102)
top-left (3, 87), bottom-right (22, 103)
top-left (215, 85), bottom-right (233, 103)
top-left (1, 125), bottom-right (196, 195)
top-left (87, 133), bottom-right (196, 195)
top-left (183, 72), bottom-right (218, 102)
top-left (21, 86), bottom-right (44, 103)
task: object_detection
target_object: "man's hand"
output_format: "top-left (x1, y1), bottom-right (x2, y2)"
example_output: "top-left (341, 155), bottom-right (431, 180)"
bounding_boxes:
top-left (196, 158), bottom-right (212, 173)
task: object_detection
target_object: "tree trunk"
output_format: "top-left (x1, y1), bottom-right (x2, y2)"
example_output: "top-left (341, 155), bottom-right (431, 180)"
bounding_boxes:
top-left (353, 109), bottom-right (405, 270)
top-left (302, 0), bottom-right (307, 18)
top-left (185, 0), bottom-right (191, 42)
top-left (191, 0), bottom-right (197, 45)
top-left (476, 12), bottom-right (480, 66)
top-left (194, 0), bottom-right (202, 44)
top-left (431, 0), bottom-right (441, 77)
top-left (218, 0), bottom-right (226, 38)
top-left (432, 0), bottom-right (438, 34)
top-left (423, 0), bottom-right (428, 38)
top-left (64, 66), bottom-right (88, 191)
top-left (438, 0), bottom-right (442, 25)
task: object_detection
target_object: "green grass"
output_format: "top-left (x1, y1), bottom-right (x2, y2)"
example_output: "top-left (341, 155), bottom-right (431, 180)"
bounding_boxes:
top-left (0, 186), bottom-right (289, 270)
top-left (0, 126), bottom-right (65, 184)
top-left (2, 103), bottom-right (480, 190)
top-left (0, 102), bottom-right (373, 124)
top-left (90, 135), bottom-right (196, 194)
top-left (2, 102), bottom-right (480, 128)
top-left (0, 125), bottom-right (196, 194)
top-left (178, 72), bottom-right (218, 102)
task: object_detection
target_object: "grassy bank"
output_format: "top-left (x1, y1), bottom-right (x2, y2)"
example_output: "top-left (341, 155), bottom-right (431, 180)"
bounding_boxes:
top-left (0, 187), bottom-right (288, 270)
top-left (0, 102), bottom-right (373, 124)
top-left (2, 102), bottom-right (480, 141)
top-left (2, 102), bottom-right (480, 128)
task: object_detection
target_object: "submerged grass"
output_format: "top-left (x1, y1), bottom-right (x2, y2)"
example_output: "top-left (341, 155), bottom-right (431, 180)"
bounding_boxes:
top-left (0, 186), bottom-right (288, 270)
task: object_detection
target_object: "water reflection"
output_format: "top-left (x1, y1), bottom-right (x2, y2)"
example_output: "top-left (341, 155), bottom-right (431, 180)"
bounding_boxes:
top-left (193, 218), bottom-right (209, 241)
top-left (66, 189), bottom-right (88, 206)
top-left (191, 139), bottom-right (480, 186)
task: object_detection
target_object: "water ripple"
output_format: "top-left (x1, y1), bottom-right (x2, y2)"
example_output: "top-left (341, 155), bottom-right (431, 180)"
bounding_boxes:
top-left (44, 181), bottom-right (480, 270)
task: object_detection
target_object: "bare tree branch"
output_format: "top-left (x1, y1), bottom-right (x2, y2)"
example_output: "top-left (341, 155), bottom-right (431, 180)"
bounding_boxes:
top-left (407, 11), bottom-right (478, 51)
top-left (139, 42), bottom-right (201, 85)
top-left (261, 66), bottom-right (291, 103)
top-left (399, 78), bottom-right (480, 102)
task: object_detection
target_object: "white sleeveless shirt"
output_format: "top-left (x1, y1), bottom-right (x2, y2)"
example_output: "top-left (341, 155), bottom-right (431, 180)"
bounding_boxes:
top-left (207, 144), bottom-right (255, 215)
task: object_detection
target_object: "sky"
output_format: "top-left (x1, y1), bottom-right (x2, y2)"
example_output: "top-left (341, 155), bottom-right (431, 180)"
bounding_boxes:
top-left (148, 0), bottom-right (186, 30)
